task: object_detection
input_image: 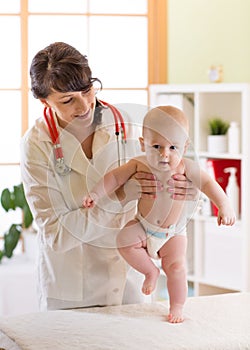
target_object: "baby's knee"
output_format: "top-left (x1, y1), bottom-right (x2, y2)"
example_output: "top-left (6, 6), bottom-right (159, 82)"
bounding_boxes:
top-left (163, 260), bottom-right (186, 275)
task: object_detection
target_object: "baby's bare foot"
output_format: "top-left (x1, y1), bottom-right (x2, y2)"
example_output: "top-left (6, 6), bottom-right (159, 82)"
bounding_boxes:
top-left (142, 268), bottom-right (160, 295)
top-left (167, 304), bottom-right (184, 323)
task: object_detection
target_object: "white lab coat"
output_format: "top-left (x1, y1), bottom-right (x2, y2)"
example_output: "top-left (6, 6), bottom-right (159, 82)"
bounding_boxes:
top-left (20, 107), bottom-right (145, 310)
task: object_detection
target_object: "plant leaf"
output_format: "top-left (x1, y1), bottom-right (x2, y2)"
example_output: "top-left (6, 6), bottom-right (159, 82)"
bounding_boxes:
top-left (0, 188), bottom-right (15, 211)
top-left (208, 117), bottom-right (230, 135)
top-left (23, 204), bottom-right (33, 228)
top-left (4, 224), bottom-right (22, 258)
top-left (14, 184), bottom-right (27, 209)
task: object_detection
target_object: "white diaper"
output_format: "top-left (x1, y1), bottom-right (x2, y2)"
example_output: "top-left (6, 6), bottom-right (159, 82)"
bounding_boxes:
top-left (136, 212), bottom-right (186, 259)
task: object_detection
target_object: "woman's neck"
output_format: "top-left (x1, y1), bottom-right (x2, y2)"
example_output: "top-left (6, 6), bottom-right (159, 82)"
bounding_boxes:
top-left (57, 116), bottom-right (96, 159)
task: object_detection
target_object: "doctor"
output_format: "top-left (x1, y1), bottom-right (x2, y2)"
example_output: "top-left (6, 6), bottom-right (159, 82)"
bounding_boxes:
top-left (20, 42), bottom-right (198, 311)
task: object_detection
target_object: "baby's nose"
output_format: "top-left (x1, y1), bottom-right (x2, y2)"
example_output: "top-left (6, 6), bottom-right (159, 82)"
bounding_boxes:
top-left (160, 148), bottom-right (169, 158)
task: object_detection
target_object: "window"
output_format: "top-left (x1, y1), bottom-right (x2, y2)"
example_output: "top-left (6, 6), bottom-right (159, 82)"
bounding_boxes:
top-left (0, 0), bottom-right (167, 200)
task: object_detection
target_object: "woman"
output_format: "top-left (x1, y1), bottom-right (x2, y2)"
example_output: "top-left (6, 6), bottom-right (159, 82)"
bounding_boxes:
top-left (20, 42), bottom-right (198, 311)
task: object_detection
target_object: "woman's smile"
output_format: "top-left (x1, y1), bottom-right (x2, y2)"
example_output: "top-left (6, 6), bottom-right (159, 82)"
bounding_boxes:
top-left (74, 109), bottom-right (91, 119)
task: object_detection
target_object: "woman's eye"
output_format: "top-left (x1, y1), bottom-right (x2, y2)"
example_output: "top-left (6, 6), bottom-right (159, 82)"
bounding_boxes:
top-left (62, 98), bottom-right (73, 104)
top-left (170, 145), bottom-right (177, 150)
top-left (153, 145), bottom-right (161, 150)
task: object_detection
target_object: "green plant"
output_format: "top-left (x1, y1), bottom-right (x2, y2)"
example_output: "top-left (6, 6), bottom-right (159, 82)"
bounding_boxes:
top-left (0, 183), bottom-right (33, 262)
top-left (208, 117), bottom-right (230, 135)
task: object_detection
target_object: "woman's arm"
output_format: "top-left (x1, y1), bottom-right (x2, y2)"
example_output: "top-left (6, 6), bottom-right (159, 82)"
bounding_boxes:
top-left (20, 135), bottom-right (130, 252)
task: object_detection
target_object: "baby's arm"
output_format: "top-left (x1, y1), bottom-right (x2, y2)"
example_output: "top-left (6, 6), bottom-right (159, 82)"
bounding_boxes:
top-left (184, 159), bottom-right (236, 226)
top-left (202, 175), bottom-right (235, 226)
top-left (83, 159), bottom-right (138, 208)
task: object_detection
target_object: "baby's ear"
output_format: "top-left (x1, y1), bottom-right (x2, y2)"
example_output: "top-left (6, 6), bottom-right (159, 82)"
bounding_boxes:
top-left (184, 138), bottom-right (190, 153)
top-left (139, 137), bottom-right (145, 152)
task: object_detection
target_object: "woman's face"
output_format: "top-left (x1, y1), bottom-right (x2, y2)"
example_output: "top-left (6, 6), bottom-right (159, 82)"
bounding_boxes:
top-left (41, 87), bottom-right (96, 129)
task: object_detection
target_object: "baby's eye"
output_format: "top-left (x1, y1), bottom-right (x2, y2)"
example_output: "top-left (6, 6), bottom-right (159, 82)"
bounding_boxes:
top-left (153, 145), bottom-right (161, 150)
top-left (170, 145), bottom-right (177, 150)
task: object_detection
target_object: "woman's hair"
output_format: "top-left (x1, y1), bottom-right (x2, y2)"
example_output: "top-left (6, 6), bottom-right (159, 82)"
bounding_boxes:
top-left (30, 41), bottom-right (103, 124)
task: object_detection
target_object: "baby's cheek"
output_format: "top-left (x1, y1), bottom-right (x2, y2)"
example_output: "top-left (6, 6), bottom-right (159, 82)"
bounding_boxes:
top-left (146, 153), bottom-right (158, 167)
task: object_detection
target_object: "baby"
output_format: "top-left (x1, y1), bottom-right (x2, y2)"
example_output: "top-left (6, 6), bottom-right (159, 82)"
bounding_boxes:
top-left (83, 105), bottom-right (235, 323)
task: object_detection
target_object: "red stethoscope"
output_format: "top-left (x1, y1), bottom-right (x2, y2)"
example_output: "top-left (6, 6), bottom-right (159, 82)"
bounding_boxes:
top-left (43, 100), bottom-right (127, 175)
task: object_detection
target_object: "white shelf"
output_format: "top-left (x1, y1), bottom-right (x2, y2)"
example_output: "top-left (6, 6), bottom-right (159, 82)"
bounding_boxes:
top-left (149, 83), bottom-right (250, 297)
top-left (198, 152), bottom-right (243, 160)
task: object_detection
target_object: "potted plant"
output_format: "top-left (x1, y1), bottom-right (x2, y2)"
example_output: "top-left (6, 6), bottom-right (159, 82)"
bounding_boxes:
top-left (0, 183), bottom-right (33, 263)
top-left (207, 117), bottom-right (230, 153)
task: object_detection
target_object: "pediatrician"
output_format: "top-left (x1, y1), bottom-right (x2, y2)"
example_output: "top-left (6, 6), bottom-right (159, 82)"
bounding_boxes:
top-left (20, 42), bottom-right (198, 311)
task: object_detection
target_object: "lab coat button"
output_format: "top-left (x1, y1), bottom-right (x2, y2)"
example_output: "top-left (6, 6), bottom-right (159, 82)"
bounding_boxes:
top-left (113, 256), bottom-right (120, 262)
top-left (113, 288), bottom-right (119, 293)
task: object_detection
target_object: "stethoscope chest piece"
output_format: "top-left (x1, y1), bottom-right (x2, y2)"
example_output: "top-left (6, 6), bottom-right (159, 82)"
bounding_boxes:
top-left (55, 159), bottom-right (71, 175)
top-left (43, 107), bottom-right (72, 175)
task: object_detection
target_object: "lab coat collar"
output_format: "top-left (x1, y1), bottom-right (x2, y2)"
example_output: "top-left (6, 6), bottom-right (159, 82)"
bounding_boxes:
top-left (36, 116), bottom-right (112, 175)
top-left (61, 126), bottom-right (112, 175)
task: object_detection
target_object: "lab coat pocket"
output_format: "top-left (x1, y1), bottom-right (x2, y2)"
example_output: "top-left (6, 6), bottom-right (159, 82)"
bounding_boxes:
top-left (40, 246), bottom-right (83, 301)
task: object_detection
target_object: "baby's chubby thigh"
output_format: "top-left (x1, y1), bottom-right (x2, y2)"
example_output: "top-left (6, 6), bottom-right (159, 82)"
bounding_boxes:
top-left (159, 235), bottom-right (187, 268)
top-left (116, 219), bottom-right (147, 249)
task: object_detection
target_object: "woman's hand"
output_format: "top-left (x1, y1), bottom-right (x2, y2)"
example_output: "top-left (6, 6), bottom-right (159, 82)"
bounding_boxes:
top-left (167, 173), bottom-right (199, 201)
top-left (132, 172), bottom-right (163, 199)
top-left (115, 171), bottom-right (162, 204)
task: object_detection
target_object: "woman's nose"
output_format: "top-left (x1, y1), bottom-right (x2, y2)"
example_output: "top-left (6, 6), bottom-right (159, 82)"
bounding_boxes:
top-left (76, 93), bottom-right (89, 111)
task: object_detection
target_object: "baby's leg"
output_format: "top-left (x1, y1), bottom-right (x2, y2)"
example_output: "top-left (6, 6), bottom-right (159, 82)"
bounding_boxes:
top-left (117, 220), bottom-right (159, 295)
top-left (159, 235), bottom-right (187, 323)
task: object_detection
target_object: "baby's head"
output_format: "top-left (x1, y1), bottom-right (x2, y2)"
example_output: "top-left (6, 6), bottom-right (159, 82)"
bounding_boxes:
top-left (143, 105), bottom-right (189, 138)
top-left (139, 106), bottom-right (189, 171)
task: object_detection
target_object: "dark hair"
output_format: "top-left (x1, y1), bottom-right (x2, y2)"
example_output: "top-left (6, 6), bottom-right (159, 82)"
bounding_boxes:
top-left (30, 42), bottom-right (103, 123)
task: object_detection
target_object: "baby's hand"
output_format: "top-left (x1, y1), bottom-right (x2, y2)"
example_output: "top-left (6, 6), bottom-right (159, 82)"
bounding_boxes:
top-left (82, 193), bottom-right (98, 208)
top-left (217, 205), bottom-right (236, 226)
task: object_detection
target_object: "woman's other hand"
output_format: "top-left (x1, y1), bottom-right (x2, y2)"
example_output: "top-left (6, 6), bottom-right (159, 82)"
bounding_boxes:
top-left (167, 173), bottom-right (199, 201)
